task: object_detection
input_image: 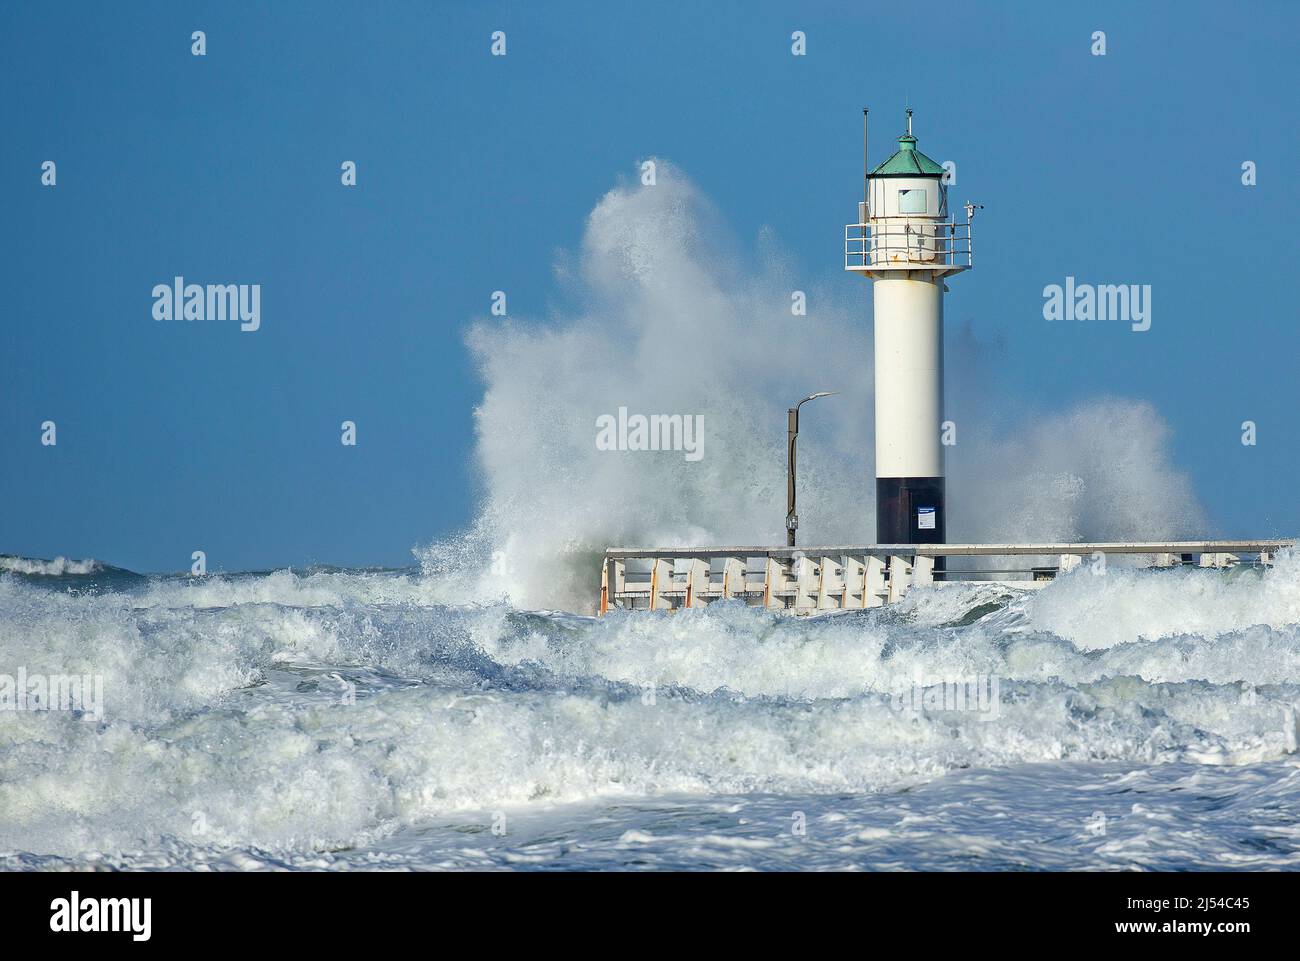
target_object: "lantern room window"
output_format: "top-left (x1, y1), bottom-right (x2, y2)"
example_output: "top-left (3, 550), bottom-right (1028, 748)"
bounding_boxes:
top-left (899, 188), bottom-right (927, 214)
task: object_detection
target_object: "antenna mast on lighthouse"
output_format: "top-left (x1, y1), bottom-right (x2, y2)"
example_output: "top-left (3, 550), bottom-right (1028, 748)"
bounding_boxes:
top-left (845, 109), bottom-right (976, 552)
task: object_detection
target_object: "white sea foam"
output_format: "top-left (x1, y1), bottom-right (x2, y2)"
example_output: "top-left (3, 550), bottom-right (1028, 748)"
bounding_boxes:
top-left (2, 554), bottom-right (1299, 866)
top-left (1022, 551), bottom-right (1300, 651)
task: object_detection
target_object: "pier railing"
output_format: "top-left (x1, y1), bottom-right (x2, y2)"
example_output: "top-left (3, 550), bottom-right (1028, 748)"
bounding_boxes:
top-left (598, 541), bottom-right (1293, 615)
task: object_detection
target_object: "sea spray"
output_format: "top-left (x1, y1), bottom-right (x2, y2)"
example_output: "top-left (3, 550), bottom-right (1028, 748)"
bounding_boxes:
top-left (419, 162), bottom-right (1208, 611)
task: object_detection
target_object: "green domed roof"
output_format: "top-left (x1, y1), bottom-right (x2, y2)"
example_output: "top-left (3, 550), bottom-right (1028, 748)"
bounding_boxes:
top-left (870, 133), bottom-right (945, 178)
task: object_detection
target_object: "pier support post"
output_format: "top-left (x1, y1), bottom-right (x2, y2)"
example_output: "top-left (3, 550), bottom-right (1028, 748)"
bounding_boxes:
top-left (721, 557), bottom-right (745, 599)
top-left (816, 556), bottom-right (841, 608)
top-left (684, 559), bottom-right (709, 608)
top-left (864, 556), bottom-right (886, 607)
top-left (793, 555), bottom-right (817, 611)
top-left (887, 555), bottom-right (912, 603)
top-left (762, 557), bottom-right (786, 609)
top-left (840, 555), bottom-right (864, 608)
top-left (649, 558), bottom-right (672, 611)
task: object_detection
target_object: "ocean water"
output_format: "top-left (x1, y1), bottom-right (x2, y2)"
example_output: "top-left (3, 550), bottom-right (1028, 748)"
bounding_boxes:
top-left (3, 553), bottom-right (1299, 871)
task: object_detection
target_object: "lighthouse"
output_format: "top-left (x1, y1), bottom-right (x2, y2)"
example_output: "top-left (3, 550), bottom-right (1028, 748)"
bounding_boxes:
top-left (846, 108), bottom-right (975, 547)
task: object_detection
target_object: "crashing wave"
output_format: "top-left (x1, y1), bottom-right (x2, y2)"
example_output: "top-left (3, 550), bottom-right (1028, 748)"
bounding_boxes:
top-left (0, 555), bottom-right (102, 576)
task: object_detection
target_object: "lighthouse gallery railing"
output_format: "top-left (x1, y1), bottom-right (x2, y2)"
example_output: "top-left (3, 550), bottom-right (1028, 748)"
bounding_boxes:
top-left (845, 221), bottom-right (972, 270)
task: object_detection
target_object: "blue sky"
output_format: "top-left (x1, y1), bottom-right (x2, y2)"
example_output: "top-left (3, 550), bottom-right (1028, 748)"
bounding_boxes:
top-left (2, 0), bottom-right (1297, 573)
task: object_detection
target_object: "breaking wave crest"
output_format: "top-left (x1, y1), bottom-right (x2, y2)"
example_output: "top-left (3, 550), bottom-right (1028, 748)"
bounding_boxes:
top-left (0, 555), bottom-right (103, 576)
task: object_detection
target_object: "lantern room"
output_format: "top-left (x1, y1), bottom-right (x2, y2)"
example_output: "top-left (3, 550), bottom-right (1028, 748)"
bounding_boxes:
top-left (845, 109), bottom-right (972, 275)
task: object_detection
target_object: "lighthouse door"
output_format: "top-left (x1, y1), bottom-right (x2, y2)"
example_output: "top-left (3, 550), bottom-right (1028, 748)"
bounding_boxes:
top-left (905, 480), bottom-right (945, 545)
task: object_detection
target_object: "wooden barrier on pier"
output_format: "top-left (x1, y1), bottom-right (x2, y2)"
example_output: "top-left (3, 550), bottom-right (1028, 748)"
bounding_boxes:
top-left (597, 541), bottom-right (1294, 615)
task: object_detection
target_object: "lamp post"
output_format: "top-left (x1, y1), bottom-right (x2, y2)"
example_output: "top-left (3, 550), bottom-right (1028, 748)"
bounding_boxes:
top-left (786, 391), bottom-right (836, 547)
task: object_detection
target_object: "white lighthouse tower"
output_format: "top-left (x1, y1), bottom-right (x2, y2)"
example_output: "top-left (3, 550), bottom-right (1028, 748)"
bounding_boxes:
top-left (846, 108), bottom-right (975, 548)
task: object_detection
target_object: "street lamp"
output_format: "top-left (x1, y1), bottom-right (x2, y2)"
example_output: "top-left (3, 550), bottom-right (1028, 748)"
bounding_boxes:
top-left (786, 391), bottom-right (837, 547)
